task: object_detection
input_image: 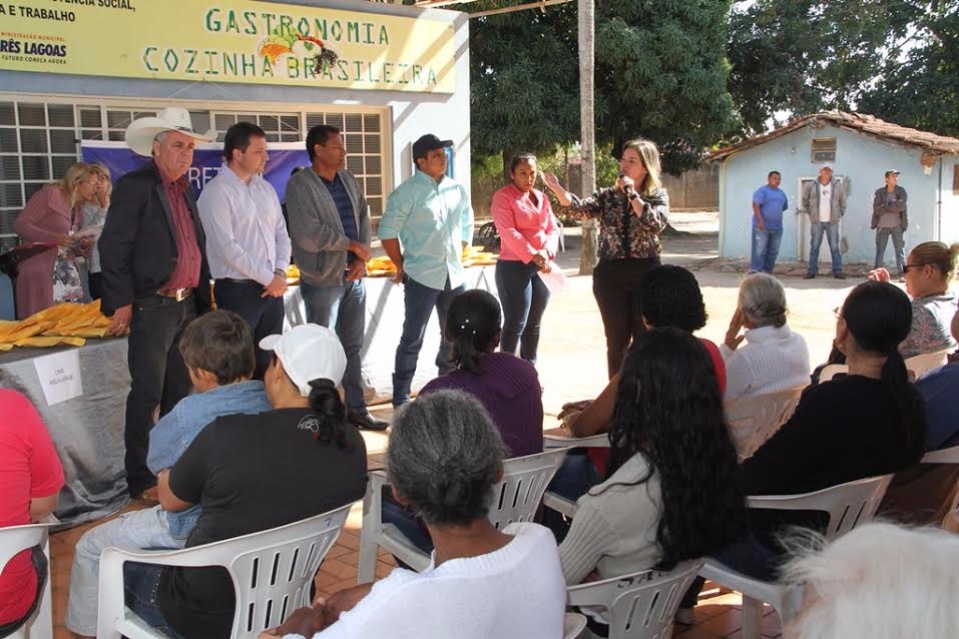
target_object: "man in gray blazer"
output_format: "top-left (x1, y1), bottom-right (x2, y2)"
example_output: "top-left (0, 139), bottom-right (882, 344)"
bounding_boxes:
top-left (285, 125), bottom-right (387, 430)
top-left (801, 164), bottom-right (847, 279)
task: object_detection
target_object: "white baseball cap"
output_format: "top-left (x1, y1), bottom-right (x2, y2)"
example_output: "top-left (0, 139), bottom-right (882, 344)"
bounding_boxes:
top-left (259, 324), bottom-right (347, 397)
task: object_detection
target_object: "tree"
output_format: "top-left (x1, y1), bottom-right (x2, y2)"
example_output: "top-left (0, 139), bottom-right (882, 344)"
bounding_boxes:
top-left (593, 0), bottom-right (740, 173)
top-left (726, 0), bottom-right (959, 137)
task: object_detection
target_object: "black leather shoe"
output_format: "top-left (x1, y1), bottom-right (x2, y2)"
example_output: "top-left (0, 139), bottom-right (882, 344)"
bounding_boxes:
top-left (803, 272), bottom-right (816, 279)
top-left (347, 411), bottom-right (389, 431)
top-left (833, 272), bottom-right (847, 280)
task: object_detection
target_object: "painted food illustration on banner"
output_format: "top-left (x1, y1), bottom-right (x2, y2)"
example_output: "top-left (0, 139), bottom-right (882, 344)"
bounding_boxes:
top-left (0, 0), bottom-right (455, 92)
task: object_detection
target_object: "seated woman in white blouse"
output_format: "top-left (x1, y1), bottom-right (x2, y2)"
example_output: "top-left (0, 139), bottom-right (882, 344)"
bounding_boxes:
top-left (722, 273), bottom-right (810, 401)
top-left (261, 390), bottom-right (566, 639)
top-left (557, 329), bottom-right (747, 631)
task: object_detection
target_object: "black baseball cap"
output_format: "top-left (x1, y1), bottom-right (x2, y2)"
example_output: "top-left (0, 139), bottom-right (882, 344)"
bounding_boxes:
top-left (412, 134), bottom-right (453, 160)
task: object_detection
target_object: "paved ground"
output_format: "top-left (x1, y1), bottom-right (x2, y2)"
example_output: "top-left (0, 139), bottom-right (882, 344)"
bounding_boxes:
top-left (50, 211), bottom-right (858, 639)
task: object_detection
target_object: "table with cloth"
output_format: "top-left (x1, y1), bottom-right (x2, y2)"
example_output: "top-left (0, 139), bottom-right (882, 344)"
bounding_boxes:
top-left (284, 266), bottom-right (496, 403)
top-left (0, 338), bottom-right (130, 527)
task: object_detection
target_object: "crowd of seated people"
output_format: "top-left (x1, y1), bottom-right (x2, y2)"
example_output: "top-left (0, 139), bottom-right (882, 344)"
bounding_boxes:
top-left (7, 256), bottom-right (959, 639)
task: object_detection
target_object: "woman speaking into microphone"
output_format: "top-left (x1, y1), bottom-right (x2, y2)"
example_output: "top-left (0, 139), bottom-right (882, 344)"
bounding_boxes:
top-left (543, 139), bottom-right (669, 378)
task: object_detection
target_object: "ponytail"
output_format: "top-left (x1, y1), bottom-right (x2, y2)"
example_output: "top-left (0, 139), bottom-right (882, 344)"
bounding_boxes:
top-left (445, 290), bottom-right (502, 376)
top-left (306, 379), bottom-right (353, 451)
top-left (879, 348), bottom-right (926, 461)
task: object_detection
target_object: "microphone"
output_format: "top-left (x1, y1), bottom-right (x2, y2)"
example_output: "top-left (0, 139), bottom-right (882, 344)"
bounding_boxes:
top-left (619, 173), bottom-right (635, 197)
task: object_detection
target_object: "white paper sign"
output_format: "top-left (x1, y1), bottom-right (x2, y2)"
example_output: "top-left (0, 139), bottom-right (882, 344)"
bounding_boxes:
top-left (539, 262), bottom-right (569, 294)
top-left (33, 349), bottom-right (84, 406)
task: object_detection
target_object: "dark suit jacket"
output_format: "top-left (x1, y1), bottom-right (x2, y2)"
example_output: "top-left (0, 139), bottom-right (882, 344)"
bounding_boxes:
top-left (98, 163), bottom-right (212, 316)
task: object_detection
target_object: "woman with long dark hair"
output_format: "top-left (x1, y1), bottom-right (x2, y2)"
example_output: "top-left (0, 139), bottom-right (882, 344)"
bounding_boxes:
top-left (558, 328), bottom-right (747, 595)
top-left (492, 153), bottom-right (561, 364)
top-left (543, 139), bottom-right (669, 378)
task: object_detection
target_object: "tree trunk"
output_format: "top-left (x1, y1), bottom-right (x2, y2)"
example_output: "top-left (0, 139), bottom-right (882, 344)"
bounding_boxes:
top-left (578, 0), bottom-right (599, 275)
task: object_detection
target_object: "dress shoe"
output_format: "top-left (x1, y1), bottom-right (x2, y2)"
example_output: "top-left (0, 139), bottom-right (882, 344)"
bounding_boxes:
top-left (833, 272), bottom-right (846, 280)
top-left (803, 272), bottom-right (816, 280)
top-left (347, 411), bottom-right (389, 431)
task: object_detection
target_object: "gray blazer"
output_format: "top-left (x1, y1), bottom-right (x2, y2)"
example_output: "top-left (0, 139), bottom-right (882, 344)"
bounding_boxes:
top-left (285, 168), bottom-right (371, 287)
top-left (801, 178), bottom-right (847, 224)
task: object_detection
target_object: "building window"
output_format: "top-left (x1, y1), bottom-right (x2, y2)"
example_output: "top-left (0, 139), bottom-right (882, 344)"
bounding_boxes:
top-left (0, 96), bottom-right (390, 250)
top-left (811, 138), bottom-right (837, 163)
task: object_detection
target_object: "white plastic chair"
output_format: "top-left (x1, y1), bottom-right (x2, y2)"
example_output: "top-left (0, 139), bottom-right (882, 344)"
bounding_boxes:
top-left (921, 444), bottom-right (959, 528)
top-left (96, 504), bottom-right (352, 639)
top-left (563, 612), bottom-right (587, 639)
top-left (699, 474), bottom-right (893, 639)
top-left (725, 387), bottom-right (804, 461)
top-left (818, 364), bottom-right (848, 382)
top-left (0, 524), bottom-right (53, 639)
top-left (543, 431), bottom-right (610, 451)
top-left (905, 349), bottom-right (950, 380)
top-left (566, 560), bottom-right (703, 639)
top-left (357, 448), bottom-right (568, 583)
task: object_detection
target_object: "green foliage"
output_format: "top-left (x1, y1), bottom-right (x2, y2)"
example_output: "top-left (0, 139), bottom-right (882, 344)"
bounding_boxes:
top-left (726, 0), bottom-right (959, 137)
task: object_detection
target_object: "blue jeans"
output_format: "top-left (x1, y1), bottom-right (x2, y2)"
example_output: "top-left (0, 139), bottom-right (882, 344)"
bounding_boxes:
top-left (300, 278), bottom-right (368, 412)
top-left (213, 279), bottom-right (286, 380)
top-left (875, 226), bottom-right (906, 275)
top-left (808, 222), bottom-right (842, 275)
top-left (393, 275), bottom-right (466, 406)
top-left (66, 505), bottom-right (187, 636)
top-left (749, 228), bottom-right (782, 274)
top-left (495, 260), bottom-right (551, 364)
top-left (122, 563), bottom-right (186, 639)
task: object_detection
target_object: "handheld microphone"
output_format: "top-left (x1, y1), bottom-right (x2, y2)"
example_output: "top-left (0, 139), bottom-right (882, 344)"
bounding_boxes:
top-left (619, 172), bottom-right (634, 196)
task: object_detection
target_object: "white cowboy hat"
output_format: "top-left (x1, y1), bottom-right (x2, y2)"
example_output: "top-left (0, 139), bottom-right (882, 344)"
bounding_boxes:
top-left (125, 107), bottom-right (216, 157)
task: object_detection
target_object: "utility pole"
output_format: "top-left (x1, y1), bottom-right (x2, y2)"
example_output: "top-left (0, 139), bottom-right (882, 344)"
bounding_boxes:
top-left (577, 0), bottom-right (598, 275)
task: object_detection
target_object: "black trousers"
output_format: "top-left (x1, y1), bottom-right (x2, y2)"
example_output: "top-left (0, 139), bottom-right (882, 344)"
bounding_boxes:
top-left (213, 279), bottom-right (285, 380)
top-left (592, 257), bottom-right (661, 378)
top-left (124, 295), bottom-right (198, 496)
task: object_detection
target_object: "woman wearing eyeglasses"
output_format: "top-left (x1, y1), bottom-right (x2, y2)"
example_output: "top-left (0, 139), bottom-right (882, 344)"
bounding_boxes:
top-left (13, 162), bottom-right (103, 318)
top-left (869, 241), bottom-right (959, 358)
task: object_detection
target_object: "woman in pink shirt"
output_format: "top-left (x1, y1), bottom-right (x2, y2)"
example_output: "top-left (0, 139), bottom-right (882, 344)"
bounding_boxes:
top-left (491, 154), bottom-right (561, 364)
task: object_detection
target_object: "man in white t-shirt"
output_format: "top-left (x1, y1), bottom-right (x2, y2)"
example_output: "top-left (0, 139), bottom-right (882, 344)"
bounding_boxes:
top-left (801, 164), bottom-right (847, 279)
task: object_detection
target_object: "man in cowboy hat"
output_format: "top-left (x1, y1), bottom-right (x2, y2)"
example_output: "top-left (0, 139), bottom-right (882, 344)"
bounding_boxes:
top-left (98, 106), bottom-right (215, 499)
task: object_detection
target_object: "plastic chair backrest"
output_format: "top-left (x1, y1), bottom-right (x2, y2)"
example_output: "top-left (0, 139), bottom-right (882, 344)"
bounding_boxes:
top-left (0, 524), bottom-right (50, 639)
top-left (747, 474), bottom-right (893, 541)
top-left (489, 448), bottom-right (568, 529)
top-left (818, 364), bottom-right (848, 383)
top-left (725, 387), bottom-right (804, 460)
top-left (905, 350), bottom-right (950, 381)
top-left (567, 560), bottom-right (703, 639)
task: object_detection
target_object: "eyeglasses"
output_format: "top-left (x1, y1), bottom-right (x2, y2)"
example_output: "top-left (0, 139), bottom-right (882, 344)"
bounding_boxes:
top-left (902, 263), bottom-right (929, 274)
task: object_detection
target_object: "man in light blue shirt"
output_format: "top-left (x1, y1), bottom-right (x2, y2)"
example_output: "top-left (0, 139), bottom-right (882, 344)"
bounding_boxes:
top-left (198, 122), bottom-right (292, 378)
top-left (750, 171), bottom-right (788, 274)
top-left (379, 134), bottom-right (474, 406)
top-left (65, 311), bottom-right (271, 637)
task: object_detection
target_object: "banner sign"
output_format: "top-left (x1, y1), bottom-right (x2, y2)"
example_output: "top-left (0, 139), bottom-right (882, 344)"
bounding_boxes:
top-left (80, 141), bottom-right (309, 201)
top-left (0, 0), bottom-right (455, 93)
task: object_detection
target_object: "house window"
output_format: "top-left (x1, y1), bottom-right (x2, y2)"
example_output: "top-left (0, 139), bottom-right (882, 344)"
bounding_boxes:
top-left (811, 138), bottom-right (837, 163)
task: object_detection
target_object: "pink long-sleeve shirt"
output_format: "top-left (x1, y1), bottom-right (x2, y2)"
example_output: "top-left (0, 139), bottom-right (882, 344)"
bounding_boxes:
top-left (491, 185), bottom-right (560, 263)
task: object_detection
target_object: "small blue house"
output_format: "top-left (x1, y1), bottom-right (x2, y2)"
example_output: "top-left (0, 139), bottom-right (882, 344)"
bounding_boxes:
top-left (711, 112), bottom-right (959, 266)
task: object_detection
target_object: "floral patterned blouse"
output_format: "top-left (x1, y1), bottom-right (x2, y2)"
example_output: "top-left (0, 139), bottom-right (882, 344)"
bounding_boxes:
top-left (899, 292), bottom-right (958, 359)
top-left (558, 186), bottom-right (669, 261)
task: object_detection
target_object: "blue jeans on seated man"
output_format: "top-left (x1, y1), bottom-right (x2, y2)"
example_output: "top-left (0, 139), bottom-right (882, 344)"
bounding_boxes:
top-left (807, 222), bottom-right (842, 275)
top-left (749, 228), bottom-right (783, 274)
top-left (875, 226), bottom-right (906, 275)
top-left (300, 277), bottom-right (369, 413)
top-left (122, 563), bottom-right (187, 639)
top-left (495, 260), bottom-right (551, 364)
top-left (392, 275), bottom-right (466, 406)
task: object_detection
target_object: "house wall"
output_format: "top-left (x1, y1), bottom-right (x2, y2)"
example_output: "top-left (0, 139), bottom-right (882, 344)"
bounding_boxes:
top-left (939, 157), bottom-right (959, 246)
top-left (719, 124), bottom-right (950, 264)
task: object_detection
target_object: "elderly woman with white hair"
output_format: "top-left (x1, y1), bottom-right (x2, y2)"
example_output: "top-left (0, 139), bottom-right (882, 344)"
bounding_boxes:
top-left (262, 390), bottom-right (566, 639)
top-left (722, 273), bottom-right (810, 401)
top-left (782, 522), bottom-right (959, 639)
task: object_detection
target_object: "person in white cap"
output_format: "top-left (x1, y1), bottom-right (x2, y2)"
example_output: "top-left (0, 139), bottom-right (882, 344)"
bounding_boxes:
top-left (801, 164), bottom-right (847, 280)
top-left (98, 106), bottom-right (216, 499)
top-left (122, 323), bottom-right (368, 639)
top-left (872, 169), bottom-right (908, 279)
